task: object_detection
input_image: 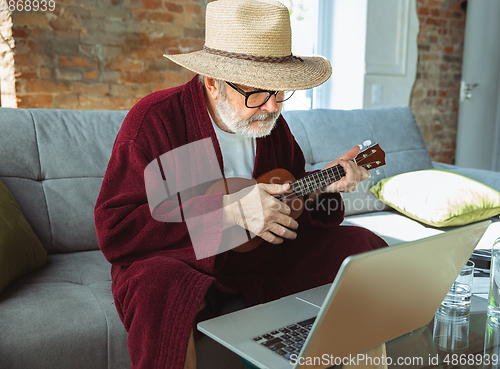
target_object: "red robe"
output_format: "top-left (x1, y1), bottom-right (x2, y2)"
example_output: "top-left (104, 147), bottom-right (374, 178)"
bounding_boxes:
top-left (94, 76), bottom-right (387, 368)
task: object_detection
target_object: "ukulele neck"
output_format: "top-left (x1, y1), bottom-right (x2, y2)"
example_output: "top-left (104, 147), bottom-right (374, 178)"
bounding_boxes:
top-left (272, 143), bottom-right (385, 199)
top-left (290, 165), bottom-right (346, 198)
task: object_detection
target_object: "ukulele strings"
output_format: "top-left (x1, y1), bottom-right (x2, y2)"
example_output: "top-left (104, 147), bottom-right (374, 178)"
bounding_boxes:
top-left (273, 152), bottom-right (380, 203)
top-left (288, 145), bottom-right (380, 199)
top-left (294, 165), bottom-right (346, 198)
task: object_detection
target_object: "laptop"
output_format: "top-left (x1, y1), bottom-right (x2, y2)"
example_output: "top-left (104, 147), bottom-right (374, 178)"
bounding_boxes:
top-left (198, 220), bottom-right (490, 369)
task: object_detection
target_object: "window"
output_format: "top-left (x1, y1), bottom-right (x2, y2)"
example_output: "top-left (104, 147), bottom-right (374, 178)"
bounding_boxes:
top-left (282, 0), bottom-right (319, 111)
top-left (283, 0), bottom-right (367, 111)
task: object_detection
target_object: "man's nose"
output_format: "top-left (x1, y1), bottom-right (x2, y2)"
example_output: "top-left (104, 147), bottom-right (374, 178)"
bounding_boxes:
top-left (260, 94), bottom-right (280, 112)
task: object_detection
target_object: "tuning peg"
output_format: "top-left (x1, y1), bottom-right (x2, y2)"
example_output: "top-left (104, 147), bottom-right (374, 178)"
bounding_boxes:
top-left (375, 168), bottom-right (380, 176)
top-left (363, 140), bottom-right (372, 147)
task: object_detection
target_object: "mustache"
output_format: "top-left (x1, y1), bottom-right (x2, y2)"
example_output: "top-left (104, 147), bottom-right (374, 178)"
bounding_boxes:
top-left (248, 111), bottom-right (281, 124)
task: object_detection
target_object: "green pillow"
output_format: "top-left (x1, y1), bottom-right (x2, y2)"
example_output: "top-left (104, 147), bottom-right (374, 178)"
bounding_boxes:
top-left (370, 169), bottom-right (500, 227)
top-left (0, 179), bottom-right (50, 294)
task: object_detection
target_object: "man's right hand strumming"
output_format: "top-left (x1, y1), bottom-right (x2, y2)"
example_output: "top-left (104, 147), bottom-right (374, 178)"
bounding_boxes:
top-left (222, 183), bottom-right (298, 244)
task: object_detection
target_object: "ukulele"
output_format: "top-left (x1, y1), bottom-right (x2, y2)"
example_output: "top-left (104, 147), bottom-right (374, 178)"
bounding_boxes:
top-left (206, 143), bottom-right (386, 253)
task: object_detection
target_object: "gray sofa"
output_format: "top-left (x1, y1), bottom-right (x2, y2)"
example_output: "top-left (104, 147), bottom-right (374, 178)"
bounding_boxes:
top-left (0, 106), bottom-right (499, 369)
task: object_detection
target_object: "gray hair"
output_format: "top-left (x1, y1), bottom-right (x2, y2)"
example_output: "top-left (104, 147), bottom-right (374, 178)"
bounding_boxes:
top-left (198, 75), bottom-right (225, 93)
top-left (198, 74), bottom-right (206, 86)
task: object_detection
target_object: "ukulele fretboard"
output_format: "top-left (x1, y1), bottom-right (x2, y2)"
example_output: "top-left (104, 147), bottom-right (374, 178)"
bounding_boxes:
top-left (272, 143), bottom-right (385, 201)
top-left (292, 165), bottom-right (346, 198)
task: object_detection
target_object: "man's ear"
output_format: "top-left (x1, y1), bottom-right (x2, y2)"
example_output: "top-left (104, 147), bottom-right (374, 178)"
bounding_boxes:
top-left (204, 76), bottom-right (219, 101)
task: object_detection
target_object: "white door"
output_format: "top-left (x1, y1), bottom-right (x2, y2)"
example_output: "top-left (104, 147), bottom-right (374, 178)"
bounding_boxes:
top-left (455, 0), bottom-right (500, 171)
top-left (313, 0), bottom-right (419, 110)
top-left (363, 0), bottom-right (419, 108)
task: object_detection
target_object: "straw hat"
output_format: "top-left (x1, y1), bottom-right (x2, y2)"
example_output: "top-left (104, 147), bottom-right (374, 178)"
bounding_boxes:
top-left (163, 0), bottom-right (332, 91)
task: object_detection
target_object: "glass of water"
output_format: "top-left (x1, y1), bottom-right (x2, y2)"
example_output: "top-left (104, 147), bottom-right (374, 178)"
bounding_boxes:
top-left (441, 260), bottom-right (474, 308)
top-left (484, 314), bottom-right (500, 369)
top-left (433, 304), bottom-right (470, 352)
top-left (488, 237), bottom-right (500, 323)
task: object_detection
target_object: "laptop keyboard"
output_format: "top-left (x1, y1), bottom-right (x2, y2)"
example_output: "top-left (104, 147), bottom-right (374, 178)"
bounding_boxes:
top-left (252, 317), bottom-right (316, 361)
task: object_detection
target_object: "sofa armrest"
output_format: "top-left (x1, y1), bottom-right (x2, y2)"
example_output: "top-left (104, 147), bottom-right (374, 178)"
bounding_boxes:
top-left (432, 161), bottom-right (500, 192)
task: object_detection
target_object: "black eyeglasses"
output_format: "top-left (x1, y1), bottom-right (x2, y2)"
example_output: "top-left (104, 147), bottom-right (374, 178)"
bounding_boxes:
top-left (225, 82), bottom-right (294, 109)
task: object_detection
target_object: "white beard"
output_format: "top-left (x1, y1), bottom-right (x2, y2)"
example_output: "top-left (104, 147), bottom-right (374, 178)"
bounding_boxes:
top-left (215, 89), bottom-right (281, 138)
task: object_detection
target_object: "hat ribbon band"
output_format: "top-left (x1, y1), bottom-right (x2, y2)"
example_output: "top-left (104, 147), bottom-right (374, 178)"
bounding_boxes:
top-left (203, 46), bottom-right (303, 63)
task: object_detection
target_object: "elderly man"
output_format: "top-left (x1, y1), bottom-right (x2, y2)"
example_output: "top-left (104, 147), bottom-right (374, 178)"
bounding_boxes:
top-left (94, 0), bottom-right (387, 368)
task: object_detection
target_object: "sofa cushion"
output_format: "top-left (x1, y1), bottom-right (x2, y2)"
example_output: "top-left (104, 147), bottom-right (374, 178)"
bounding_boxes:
top-left (0, 107), bottom-right (127, 254)
top-left (0, 250), bottom-right (130, 369)
top-left (0, 179), bottom-right (50, 294)
top-left (282, 107), bottom-right (433, 216)
top-left (370, 170), bottom-right (500, 227)
top-left (433, 161), bottom-right (500, 193)
top-left (0, 249), bottom-right (248, 369)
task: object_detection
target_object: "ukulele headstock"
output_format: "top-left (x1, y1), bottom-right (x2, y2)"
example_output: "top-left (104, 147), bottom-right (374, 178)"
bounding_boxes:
top-left (354, 142), bottom-right (386, 174)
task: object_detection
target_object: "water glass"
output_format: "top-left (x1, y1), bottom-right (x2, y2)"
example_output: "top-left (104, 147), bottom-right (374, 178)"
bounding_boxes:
top-left (488, 237), bottom-right (500, 323)
top-left (442, 260), bottom-right (474, 308)
top-left (483, 314), bottom-right (500, 369)
top-left (433, 304), bottom-right (470, 352)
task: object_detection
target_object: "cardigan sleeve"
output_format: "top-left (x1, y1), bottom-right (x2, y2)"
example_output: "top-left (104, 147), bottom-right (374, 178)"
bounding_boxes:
top-left (94, 140), bottom-right (224, 266)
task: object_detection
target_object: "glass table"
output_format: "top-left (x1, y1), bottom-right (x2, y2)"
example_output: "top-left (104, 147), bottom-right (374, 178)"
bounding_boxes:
top-left (241, 296), bottom-right (500, 369)
top-left (385, 296), bottom-right (500, 369)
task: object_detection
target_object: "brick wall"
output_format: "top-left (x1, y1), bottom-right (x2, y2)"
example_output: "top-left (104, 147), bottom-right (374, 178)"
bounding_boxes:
top-left (2, 0), bottom-right (466, 163)
top-left (0, 1), bottom-right (16, 107)
top-left (409, 0), bottom-right (467, 164)
top-left (4, 0), bottom-right (210, 110)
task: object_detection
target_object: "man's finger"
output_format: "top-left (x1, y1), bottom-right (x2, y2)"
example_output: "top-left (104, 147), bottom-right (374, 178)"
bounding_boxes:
top-left (260, 182), bottom-right (290, 195)
top-left (275, 213), bottom-right (298, 230)
top-left (337, 145), bottom-right (361, 162)
top-left (360, 167), bottom-right (370, 180)
top-left (268, 223), bottom-right (297, 240)
top-left (337, 159), bottom-right (357, 192)
top-left (260, 231), bottom-right (283, 244)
